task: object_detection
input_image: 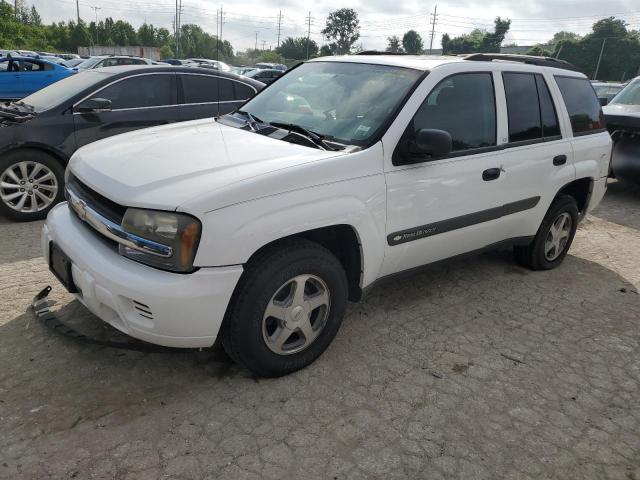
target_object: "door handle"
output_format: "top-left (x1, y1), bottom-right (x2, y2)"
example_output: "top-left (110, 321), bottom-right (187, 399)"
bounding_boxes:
top-left (482, 168), bottom-right (501, 181)
top-left (553, 154), bottom-right (567, 166)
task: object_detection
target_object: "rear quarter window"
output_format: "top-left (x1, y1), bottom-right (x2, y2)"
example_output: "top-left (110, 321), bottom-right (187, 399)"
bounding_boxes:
top-left (554, 76), bottom-right (605, 136)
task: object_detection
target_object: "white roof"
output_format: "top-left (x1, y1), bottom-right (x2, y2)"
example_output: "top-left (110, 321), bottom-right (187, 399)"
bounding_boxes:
top-left (310, 54), bottom-right (463, 71)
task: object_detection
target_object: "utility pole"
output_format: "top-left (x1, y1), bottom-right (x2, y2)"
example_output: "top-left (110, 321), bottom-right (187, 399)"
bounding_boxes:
top-left (429, 5), bottom-right (438, 55)
top-left (76, 0), bottom-right (80, 23)
top-left (90, 6), bottom-right (101, 44)
top-left (305, 11), bottom-right (312, 60)
top-left (219, 7), bottom-right (224, 45)
top-left (593, 37), bottom-right (607, 80)
top-left (276, 10), bottom-right (282, 48)
top-left (254, 31), bottom-right (258, 62)
top-left (261, 40), bottom-right (266, 50)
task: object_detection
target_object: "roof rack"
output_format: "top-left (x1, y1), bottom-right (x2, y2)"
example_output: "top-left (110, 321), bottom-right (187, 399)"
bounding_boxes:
top-left (463, 53), bottom-right (578, 71)
top-left (356, 50), bottom-right (410, 56)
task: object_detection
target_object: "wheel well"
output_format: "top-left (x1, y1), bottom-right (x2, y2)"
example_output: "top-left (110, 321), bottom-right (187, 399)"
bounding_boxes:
top-left (557, 177), bottom-right (592, 214)
top-left (248, 225), bottom-right (363, 302)
top-left (1, 146), bottom-right (68, 166)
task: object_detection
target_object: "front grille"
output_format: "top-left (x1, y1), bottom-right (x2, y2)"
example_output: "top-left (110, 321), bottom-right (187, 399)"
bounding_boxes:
top-left (66, 174), bottom-right (127, 224)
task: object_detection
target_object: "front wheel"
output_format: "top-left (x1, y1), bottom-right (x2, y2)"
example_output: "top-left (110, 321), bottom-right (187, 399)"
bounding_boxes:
top-left (0, 150), bottom-right (65, 221)
top-left (221, 239), bottom-right (349, 377)
top-left (514, 194), bottom-right (579, 270)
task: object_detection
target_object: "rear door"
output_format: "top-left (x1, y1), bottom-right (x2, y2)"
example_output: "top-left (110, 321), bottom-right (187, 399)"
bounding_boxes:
top-left (73, 72), bottom-right (179, 148)
top-left (494, 70), bottom-right (576, 238)
top-left (16, 59), bottom-right (53, 98)
top-left (0, 59), bottom-right (18, 99)
top-left (178, 73), bottom-right (257, 120)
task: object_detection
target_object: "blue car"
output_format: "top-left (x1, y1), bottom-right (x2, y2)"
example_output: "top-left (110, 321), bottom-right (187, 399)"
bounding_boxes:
top-left (0, 56), bottom-right (75, 100)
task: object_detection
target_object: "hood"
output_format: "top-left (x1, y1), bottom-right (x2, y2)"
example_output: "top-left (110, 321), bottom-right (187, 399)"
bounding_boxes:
top-left (70, 119), bottom-right (346, 212)
top-left (603, 103), bottom-right (640, 117)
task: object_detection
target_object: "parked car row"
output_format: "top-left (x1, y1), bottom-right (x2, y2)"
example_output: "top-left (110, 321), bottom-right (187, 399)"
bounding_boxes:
top-left (0, 65), bottom-right (264, 220)
top-left (0, 56), bottom-right (75, 100)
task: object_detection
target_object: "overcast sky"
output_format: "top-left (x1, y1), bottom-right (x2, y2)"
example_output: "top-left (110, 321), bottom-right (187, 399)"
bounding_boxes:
top-left (32, 0), bottom-right (639, 52)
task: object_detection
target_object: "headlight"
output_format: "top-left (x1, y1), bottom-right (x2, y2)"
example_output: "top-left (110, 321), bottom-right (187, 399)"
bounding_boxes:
top-left (120, 208), bottom-right (201, 273)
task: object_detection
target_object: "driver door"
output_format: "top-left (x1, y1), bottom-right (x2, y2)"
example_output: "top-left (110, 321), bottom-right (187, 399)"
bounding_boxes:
top-left (382, 71), bottom-right (511, 276)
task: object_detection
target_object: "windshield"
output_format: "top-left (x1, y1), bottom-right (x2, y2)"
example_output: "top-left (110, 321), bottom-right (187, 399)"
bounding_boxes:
top-left (19, 71), bottom-right (109, 112)
top-left (610, 79), bottom-right (640, 105)
top-left (236, 61), bottom-right (423, 146)
top-left (75, 57), bottom-right (103, 70)
top-left (594, 84), bottom-right (623, 97)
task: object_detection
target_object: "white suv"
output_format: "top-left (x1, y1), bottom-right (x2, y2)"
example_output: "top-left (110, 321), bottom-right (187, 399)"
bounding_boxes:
top-left (42, 54), bottom-right (611, 376)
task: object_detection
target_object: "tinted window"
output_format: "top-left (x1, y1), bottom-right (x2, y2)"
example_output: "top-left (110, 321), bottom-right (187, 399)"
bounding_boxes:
top-left (234, 82), bottom-right (255, 100)
top-left (181, 75), bottom-right (235, 103)
top-left (503, 73), bottom-right (541, 142)
top-left (412, 72), bottom-right (496, 152)
top-left (94, 74), bottom-right (173, 109)
top-left (535, 74), bottom-right (560, 137)
top-left (555, 76), bottom-right (605, 135)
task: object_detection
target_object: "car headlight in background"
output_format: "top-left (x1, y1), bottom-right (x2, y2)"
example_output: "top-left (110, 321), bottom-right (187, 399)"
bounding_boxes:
top-left (120, 208), bottom-right (201, 273)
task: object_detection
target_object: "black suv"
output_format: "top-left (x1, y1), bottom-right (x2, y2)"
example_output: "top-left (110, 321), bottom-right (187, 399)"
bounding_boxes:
top-left (0, 65), bottom-right (263, 221)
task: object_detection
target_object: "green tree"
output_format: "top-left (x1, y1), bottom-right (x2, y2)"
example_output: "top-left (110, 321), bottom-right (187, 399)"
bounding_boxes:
top-left (319, 44), bottom-right (332, 56)
top-left (322, 8), bottom-right (360, 54)
top-left (159, 44), bottom-right (174, 59)
top-left (525, 45), bottom-right (552, 56)
top-left (441, 18), bottom-right (510, 54)
top-left (386, 35), bottom-right (403, 53)
top-left (29, 5), bottom-right (41, 25)
top-left (402, 30), bottom-right (423, 53)
top-left (276, 36), bottom-right (318, 60)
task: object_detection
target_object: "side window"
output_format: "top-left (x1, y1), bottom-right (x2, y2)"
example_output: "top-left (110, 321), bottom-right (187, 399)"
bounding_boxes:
top-left (0, 60), bottom-right (9, 72)
top-left (535, 74), bottom-right (560, 138)
top-left (503, 72), bottom-right (561, 143)
top-left (503, 72), bottom-right (541, 142)
top-left (22, 60), bottom-right (44, 72)
top-left (234, 82), bottom-right (255, 101)
top-left (181, 75), bottom-right (235, 103)
top-left (410, 72), bottom-right (496, 153)
top-left (554, 76), bottom-right (605, 135)
top-left (93, 75), bottom-right (174, 109)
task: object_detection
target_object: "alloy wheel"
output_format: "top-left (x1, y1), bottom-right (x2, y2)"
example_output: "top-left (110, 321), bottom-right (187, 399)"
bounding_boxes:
top-left (544, 212), bottom-right (572, 261)
top-left (262, 274), bottom-right (331, 355)
top-left (0, 161), bottom-right (58, 213)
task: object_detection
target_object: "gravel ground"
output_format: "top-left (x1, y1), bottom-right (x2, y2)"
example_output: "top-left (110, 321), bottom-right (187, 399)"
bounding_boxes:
top-left (0, 181), bottom-right (639, 480)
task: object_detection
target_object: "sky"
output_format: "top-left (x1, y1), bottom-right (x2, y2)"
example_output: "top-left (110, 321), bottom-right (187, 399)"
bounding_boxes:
top-left (31, 0), bottom-right (640, 53)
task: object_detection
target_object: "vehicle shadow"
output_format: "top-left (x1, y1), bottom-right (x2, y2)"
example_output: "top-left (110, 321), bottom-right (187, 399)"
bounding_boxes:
top-left (590, 180), bottom-right (640, 231)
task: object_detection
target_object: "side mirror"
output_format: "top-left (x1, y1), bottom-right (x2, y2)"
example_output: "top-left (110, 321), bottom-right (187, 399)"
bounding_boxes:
top-left (410, 128), bottom-right (452, 158)
top-left (75, 97), bottom-right (112, 113)
top-left (599, 97), bottom-right (609, 106)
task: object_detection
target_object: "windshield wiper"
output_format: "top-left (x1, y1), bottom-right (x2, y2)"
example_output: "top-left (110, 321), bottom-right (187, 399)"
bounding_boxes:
top-left (268, 122), bottom-right (339, 151)
top-left (232, 110), bottom-right (263, 131)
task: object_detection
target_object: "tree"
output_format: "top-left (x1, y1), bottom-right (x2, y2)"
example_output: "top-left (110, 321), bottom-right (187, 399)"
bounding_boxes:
top-left (441, 18), bottom-right (511, 54)
top-left (386, 35), bottom-right (403, 53)
top-left (322, 8), bottom-right (360, 55)
top-left (29, 6), bottom-right (41, 26)
top-left (525, 45), bottom-right (552, 56)
top-left (159, 45), bottom-right (174, 59)
top-left (276, 36), bottom-right (318, 60)
top-left (402, 30), bottom-right (423, 53)
top-left (319, 45), bottom-right (333, 56)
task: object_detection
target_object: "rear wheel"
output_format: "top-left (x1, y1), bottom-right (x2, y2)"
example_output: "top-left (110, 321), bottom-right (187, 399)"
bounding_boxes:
top-left (0, 150), bottom-right (65, 221)
top-left (221, 239), bottom-right (348, 377)
top-left (514, 194), bottom-right (579, 270)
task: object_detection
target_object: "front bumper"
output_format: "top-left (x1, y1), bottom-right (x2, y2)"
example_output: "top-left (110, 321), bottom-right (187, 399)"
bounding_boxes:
top-left (42, 203), bottom-right (243, 348)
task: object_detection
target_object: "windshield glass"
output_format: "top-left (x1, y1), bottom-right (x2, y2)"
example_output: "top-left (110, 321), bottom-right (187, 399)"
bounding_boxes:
top-left (19, 71), bottom-right (109, 112)
top-left (237, 61), bottom-right (423, 146)
top-left (75, 57), bottom-right (102, 70)
top-left (610, 79), bottom-right (640, 105)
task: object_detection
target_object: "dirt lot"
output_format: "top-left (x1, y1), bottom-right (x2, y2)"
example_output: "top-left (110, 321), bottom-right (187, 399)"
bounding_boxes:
top-left (1, 181), bottom-right (639, 480)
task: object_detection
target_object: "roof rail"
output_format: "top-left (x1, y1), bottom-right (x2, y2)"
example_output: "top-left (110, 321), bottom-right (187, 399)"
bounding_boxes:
top-left (464, 53), bottom-right (578, 71)
top-left (356, 50), bottom-right (410, 56)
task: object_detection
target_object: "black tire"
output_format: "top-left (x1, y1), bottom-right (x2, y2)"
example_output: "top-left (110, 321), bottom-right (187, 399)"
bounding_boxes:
top-left (514, 194), bottom-right (579, 270)
top-left (0, 149), bottom-right (65, 221)
top-left (221, 238), bottom-right (349, 377)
